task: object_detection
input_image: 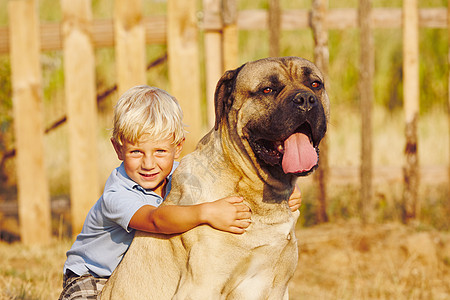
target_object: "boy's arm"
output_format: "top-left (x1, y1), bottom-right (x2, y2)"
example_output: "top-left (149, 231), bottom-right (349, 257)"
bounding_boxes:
top-left (129, 196), bottom-right (251, 235)
top-left (288, 184), bottom-right (302, 212)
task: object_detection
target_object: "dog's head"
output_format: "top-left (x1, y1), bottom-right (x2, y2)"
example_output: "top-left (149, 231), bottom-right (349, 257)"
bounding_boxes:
top-left (214, 56), bottom-right (329, 177)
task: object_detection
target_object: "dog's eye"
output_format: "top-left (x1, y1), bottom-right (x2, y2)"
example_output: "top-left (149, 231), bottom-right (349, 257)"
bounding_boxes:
top-left (311, 81), bottom-right (322, 89)
top-left (263, 87), bottom-right (273, 94)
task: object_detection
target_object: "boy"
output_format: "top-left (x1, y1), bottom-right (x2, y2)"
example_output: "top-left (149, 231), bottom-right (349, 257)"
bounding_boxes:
top-left (59, 85), bottom-right (301, 299)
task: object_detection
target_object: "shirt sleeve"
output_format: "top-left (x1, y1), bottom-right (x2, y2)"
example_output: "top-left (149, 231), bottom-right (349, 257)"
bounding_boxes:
top-left (101, 188), bottom-right (148, 233)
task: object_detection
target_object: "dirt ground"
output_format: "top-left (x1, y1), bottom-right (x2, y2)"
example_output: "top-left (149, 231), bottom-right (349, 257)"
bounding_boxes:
top-left (0, 221), bottom-right (449, 299)
top-left (290, 221), bottom-right (450, 299)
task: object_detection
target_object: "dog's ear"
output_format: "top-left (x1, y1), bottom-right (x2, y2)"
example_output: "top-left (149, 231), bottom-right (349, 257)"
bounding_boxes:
top-left (214, 65), bottom-right (244, 130)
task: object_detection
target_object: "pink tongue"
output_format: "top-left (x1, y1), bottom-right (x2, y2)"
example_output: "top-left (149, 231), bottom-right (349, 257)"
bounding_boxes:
top-left (282, 133), bottom-right (317, 174)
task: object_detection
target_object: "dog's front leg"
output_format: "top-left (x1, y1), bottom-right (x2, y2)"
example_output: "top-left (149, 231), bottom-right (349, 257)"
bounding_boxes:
top-left (172, 228), bottom-right (238, 300)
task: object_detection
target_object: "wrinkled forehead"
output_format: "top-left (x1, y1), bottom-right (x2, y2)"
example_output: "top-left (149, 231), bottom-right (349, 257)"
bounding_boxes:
top-left (235, 57), bottom-right (324, 89)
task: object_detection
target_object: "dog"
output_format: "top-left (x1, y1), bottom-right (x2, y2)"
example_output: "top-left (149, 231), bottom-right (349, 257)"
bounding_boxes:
top-left (100, 56), bottom-right (330, 299)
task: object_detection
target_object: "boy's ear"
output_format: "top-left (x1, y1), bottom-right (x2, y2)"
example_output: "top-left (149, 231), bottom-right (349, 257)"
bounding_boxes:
top-left (111, 138), bottom-right (124, 161)
top-left (174, 138), bottom-right (185, 159)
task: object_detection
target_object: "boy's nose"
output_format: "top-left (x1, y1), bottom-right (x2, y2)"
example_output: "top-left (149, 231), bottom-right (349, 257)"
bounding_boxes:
top-left (141, 155), bottom-right (156, 169)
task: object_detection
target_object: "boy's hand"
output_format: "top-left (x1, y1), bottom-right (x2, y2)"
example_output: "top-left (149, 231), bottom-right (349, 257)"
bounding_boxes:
top-left (202, 196), bottom-right (251, 234)
top-left (288, 185), bottom-right (302, 212)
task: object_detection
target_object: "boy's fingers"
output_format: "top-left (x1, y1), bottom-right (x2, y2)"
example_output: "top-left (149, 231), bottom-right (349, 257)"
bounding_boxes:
top-left (235, 204), bottom-right (251, 212)
top-left (230, 227), bottom-right (246, 234)
top-left (289, 184), bottom-right (301, 200)
top-left (226, 196), bottom-right (244, 204)
top-left (237, 211), bottom-right (252, 220)
top-left (290, 204), bottom-right (300, 211)
top-left (288, 199), bottom-right (299, 205)
top-left (240, 220), bottom-right (251, 228)
top-left (234, 220), bottom-right (251, 230)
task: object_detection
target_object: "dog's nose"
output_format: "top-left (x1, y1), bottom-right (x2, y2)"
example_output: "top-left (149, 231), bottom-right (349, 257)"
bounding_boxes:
top-left (293, 91), bottom-right (317, 112)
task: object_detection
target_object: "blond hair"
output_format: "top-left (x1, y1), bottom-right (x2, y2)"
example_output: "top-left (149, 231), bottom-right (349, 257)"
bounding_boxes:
top-left (112, 85), bottom-right (185, 146)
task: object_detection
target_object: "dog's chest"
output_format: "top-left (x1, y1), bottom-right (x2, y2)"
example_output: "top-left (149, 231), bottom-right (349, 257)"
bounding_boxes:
top-left (221, 217), bottom-right (299, 298)
top-left (245, 215), bottom-right (297, 249)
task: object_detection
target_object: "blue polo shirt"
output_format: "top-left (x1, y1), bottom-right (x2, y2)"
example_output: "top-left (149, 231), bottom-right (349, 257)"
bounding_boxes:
top-left (63, 161), bottom-right (179, 278)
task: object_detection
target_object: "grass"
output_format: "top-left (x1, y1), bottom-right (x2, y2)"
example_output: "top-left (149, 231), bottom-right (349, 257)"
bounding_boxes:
top-left (1, 221), bottom-right (449, 299)
top-left (0, 239), bottom-right (71, 299)
top-left (290, 221), bottom-right (450, 300)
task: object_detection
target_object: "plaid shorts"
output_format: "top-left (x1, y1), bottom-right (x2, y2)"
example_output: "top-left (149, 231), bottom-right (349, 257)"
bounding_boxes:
top-left (58, 270), bottom-right (109, 300)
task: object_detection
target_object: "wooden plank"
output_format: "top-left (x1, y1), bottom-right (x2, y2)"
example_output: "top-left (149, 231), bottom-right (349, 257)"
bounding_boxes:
top-left (203, 0), bottom-right (223, 129)
top-left (8, 0), bottom-right (51, 245)
top-left (0, 16), bottom-right (166, 54)
top-left (40, 18), bottom-right (166, 51)
top-left (0, 27), bottom-right (7, 53)
top-left (311, 0), bottom-right (330, 224)
top-left (203, 7), bottom-right (448, 31)
top-left (92, 17), bottom-right (166, 48)
top-left (402, 0), bottom-right (420, 223)
top-left (268, 0), bottom-right (281, 57)
top-left (222, 0), bottom-right (238, 70)
top-left (447, 4), bottom-right (450, 212)
top-left (282, 10), bottom-right (310, 30)
top-left (204, 32), bottom-right (222, 128)
top-left (236, 10), bottom-right (267, 30)
top-left (359, 0), bottom-right (374, 224)
top-left (327, 9), bottom-right (358, 29)
top-left (61, 0), bottom-right (100, 236)
top-left (114, 0), bottom-right (147, 96)
top-left (0, 7), bottom-right (447, 54)
top-left (167, 0), bottom-right (202, 154)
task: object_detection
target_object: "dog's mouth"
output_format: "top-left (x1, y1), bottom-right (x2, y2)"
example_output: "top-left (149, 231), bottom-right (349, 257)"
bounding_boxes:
top-left (250, 123), bottom-right (319, 176)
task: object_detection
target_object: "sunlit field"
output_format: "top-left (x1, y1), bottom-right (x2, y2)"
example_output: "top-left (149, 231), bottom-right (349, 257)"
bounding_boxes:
top-left (1, 221), bottom-right (450, 299)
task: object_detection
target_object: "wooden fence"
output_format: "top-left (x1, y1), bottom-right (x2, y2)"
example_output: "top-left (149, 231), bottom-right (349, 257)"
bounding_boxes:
top-left (0, 0), bottom-right (448, 244)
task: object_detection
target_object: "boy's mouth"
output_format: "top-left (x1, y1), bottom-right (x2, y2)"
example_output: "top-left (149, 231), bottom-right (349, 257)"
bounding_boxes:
top-left (140, 172), bottom-right (158, 179)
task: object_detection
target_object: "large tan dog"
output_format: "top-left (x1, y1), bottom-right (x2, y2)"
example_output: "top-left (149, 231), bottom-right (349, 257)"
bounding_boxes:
top-left (100, 56), bottom-right (329, 299)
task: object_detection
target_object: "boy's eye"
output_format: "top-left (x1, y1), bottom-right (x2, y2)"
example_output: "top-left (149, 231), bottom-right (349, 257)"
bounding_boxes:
top-left (129, 150), bottom-right (142, 156)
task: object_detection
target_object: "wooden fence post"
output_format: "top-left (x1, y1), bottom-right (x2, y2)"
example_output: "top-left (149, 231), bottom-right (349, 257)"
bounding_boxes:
top-left (402, 0), bottom-right (420, 223)
top-left (222, 0), bottom-right (238, 71)
top-left (114, 0), bottom-right (146, 96)
top-left (269, 0), bottom-right (281, 57)
top-left (359, 0), bottom-right (374, 224)
top-left (168, 0), bottom-right (202, 153)
top-left (61, 0), bottom-right (100, 236)
top-left (447, 1), bottom-right (450, 213)
top-left (203, 0), bottom-right (223, 128)
top-left (8, 0), bottom-right (51, 245)
top-left (311, 0), bottom-right (329, 223)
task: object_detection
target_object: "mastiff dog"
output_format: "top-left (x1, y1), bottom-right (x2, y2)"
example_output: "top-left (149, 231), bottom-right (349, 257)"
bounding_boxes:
top-left (100, 56), bottom-right (330, 299)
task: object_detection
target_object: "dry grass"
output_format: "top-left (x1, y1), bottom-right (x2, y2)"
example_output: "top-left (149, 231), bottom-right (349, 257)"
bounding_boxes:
top-left (290, 221), bottom-right (450, 300)
top-left (0, 239), bottom-right (71, 300)
top-left (0, 222), bottom-right (449, 299)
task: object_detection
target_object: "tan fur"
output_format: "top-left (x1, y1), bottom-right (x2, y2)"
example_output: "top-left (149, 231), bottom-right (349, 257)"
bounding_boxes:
top-left (101, 57), bottom-right (329, 299)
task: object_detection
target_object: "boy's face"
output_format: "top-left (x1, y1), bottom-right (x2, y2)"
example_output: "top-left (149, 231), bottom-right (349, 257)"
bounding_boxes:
top-left (112, 136), bottom-right (184, 197)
